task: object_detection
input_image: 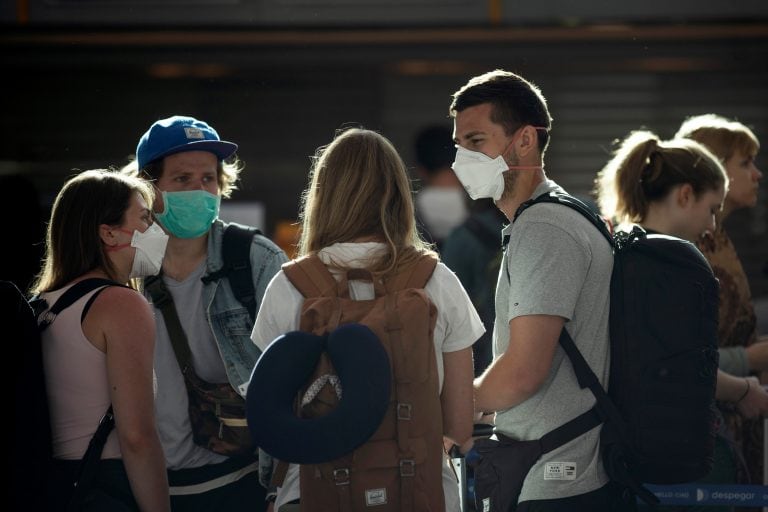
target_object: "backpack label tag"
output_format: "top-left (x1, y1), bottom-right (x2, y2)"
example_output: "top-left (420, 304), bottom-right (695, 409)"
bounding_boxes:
top-left (543, 462), bottom-right (577, 480)
top-left (365, 488), bottom-right (387, 506)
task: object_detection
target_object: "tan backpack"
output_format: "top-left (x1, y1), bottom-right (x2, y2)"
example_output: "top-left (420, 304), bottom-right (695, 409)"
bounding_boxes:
top-left (282, 251), bottom-right (445, 512)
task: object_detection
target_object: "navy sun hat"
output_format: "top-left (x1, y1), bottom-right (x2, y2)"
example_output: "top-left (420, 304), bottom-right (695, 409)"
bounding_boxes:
top-left (136, 115), bottom-right (238, 170)
top-left (246, 324), bottom-right (391, 464)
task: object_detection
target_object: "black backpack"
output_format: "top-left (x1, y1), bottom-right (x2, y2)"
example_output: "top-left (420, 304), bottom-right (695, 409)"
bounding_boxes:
top-left (511, 191), bottom-right (719, 505)
top-left (8, 278), bottom-right (124, 511)
top-left (201, 222), bottom-right (261, 321)
top-left (5, 280), bottom-right (50, 511)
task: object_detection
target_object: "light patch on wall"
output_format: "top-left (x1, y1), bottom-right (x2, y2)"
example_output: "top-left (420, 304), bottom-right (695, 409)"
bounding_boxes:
top-left (220, 200), bottom-right (265, 231)
top-left (148, 62), bottom-right (232, 79)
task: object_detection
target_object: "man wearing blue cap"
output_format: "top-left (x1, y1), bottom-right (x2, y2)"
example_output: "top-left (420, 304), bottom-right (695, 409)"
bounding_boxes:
top-left (130, 115), bottom-right (287, 511)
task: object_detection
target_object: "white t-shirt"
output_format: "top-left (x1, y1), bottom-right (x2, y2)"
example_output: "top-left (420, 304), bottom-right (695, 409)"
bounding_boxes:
top-left (250, 242), bottom-right (484, 512)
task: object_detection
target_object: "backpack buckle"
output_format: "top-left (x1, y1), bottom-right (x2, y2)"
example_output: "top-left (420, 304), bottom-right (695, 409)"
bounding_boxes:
top-left (333, 468), bottom-right (350, 485)
top-left (399, 460), bottom-right (415, 477)
top-left (38, 310), bottom-right (56, 331)
top-left (397, 403), bottom-right (412, 420)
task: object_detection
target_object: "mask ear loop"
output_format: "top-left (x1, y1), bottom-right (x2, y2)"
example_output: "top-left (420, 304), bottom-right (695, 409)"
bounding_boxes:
top-left (102, 226), bottom-right (133, 252)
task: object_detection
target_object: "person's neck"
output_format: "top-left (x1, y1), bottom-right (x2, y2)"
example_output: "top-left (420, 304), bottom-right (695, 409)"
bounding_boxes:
top-left (641, 207), bottom-right (681, 239)
top-left (720, 198), bottom-right (739, 220)
top-left (496, 167), bottom-right (547, 222)
top-left (80, 268), bottom-right (123, 284)
top-left (163, 234), bottom-right (208, 281)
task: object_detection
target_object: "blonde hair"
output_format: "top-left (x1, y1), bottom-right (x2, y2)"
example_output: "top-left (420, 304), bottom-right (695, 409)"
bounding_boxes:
top-left (298, 128), bottom-right (434, 276)
top-left (675, 114), bottom-right (759, 163)
top-left (595, 131), bottom-right (727, 224)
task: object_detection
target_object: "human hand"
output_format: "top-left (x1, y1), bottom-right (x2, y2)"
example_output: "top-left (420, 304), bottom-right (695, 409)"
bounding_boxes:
top-left (735, 376), bottom-right (768, 419)
top-left (474, 410), bottom-right (496, 424)
top-left (444, 435), bottom-right (475, 457)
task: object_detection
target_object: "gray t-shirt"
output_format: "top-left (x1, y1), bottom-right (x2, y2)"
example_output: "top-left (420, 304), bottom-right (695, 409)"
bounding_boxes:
top-left (153, 260), bottom-right (229, 469)
top-left (493, 179), bottom-right (613, 502)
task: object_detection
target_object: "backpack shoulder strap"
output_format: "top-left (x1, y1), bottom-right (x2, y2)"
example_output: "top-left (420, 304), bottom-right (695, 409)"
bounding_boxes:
top-left (223, 223), bottom-right (261, 321)
top-left (37, 278), bottom-right (122, 332)
top-left (283, 255), bottom-right (338, 298)
top-left (145, 274), bottom-right (193, 372)
top-left (513, 191), bottom-right (613, 245)
top-left (464, 215), bottom-right (502, 252)
top-left (67, 405), bottom-right (115, 512)
top-left (385, 252), bottom-right (438, 292)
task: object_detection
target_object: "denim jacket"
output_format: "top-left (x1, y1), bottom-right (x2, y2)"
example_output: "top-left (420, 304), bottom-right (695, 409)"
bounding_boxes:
top-left (203, 219), bottom-right (288, 396)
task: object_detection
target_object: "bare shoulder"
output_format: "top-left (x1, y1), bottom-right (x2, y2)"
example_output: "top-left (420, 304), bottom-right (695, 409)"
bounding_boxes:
top-left (81, 285), bottom-right (155, 351)
top-left (87, 285), bottom-right (154, 327)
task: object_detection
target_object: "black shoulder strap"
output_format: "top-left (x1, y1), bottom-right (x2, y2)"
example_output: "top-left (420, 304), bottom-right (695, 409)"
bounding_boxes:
top-left (66, 406), bottom-right (115, 512)
top-left (464, 215), bottom-right (503, 251)
top-left (201, 223), bottom-right (261, 322)
top-left (144, 274), bottom-right (194, 373)
top-left (557, 328), bottom-right (658, 504)
top-left (513, 191), bottom-right (613, 245)
top-left (37, 278), bottom-right (121, 332)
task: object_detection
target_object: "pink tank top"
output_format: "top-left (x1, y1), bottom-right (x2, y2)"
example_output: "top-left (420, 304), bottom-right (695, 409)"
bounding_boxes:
top-left (41, 283), bottom-right (121, 460)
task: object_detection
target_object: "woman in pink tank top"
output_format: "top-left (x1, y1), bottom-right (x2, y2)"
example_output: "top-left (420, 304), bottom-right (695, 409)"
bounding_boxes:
top-left (31, 169), bottom-right (171, 512)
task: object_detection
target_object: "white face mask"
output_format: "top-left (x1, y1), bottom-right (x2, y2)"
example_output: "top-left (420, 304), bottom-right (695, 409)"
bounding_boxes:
top-left (415, 187), bottom-right (468, 240)
top-left (451, 126), bottom-right (548, 201)
top-left (451, 146), bottom-right (509, 201)
top-left (129, 223), bottom-right (168, 278)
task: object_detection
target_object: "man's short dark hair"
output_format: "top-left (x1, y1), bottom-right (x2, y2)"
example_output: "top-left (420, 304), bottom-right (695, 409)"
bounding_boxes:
top-left (449, 70), bottom-right (553, 154)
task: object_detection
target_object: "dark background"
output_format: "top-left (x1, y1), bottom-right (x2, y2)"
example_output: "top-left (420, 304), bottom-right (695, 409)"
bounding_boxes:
top-left (1, 1), bottom-right (766, 306)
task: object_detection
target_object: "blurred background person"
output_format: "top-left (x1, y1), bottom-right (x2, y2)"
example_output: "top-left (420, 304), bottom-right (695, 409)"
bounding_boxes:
top-left (413, 123), bottom-right (469, 251)
top-left (676, 114), bottom-right (767, 488)
top-left (441, 198), bottom-right (505, 377)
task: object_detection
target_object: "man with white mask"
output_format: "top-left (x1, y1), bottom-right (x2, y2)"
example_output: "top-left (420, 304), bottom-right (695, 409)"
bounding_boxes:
top-left (450, 70), bottom-right (632, 511)
top-left (413, 124), bottom-right (468, 249)
top-left (127, 115), bottom-right (288, 512)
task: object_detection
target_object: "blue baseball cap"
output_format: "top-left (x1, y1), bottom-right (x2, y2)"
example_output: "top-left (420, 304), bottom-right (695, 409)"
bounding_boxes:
top-left (136, 115), bottom-right (238, 170)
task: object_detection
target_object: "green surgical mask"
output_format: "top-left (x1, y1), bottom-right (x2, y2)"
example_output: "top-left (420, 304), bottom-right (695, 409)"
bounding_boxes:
top-left (156, 190), bottom-right (220, 239)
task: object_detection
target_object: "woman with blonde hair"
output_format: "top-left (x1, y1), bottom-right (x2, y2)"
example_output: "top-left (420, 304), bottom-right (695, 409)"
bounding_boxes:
top-left (251, 127), bottom-right (481, 512)
top-left (33, 169), bottom-right (170, 511)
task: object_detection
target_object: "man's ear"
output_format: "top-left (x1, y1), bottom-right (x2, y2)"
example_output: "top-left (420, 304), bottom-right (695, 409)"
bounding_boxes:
top-left (99, 224), bottom-right (117, 247)
top-left (516, 125), bottom-right (539, 158)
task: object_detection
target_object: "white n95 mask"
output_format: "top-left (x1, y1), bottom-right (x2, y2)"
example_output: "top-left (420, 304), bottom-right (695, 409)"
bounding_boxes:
top-left (451, 146), bottom-right (509, 201)
top-left (129, 223), bottom-right (169, 278)
top-left (415, 187), bottom-right (469, 240)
